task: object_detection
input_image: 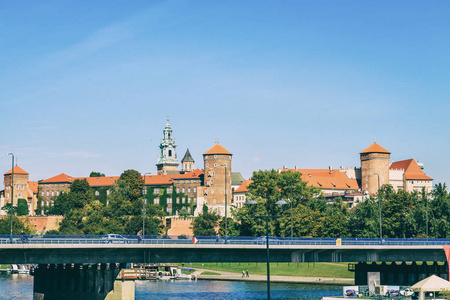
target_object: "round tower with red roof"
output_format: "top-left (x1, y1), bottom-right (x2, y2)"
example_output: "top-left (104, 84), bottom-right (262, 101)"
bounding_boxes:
top-left (360, 142), bottom-right (391, 196)
top-left (203, 143), bottom-right (232, 216)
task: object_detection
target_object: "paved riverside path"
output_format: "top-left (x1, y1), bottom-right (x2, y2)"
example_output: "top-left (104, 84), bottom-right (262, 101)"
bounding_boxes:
top-left (193, 268), bottom-right (354, 285)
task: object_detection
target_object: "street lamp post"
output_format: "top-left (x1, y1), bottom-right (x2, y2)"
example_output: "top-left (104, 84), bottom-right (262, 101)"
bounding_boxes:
top-left (6, 153), bottom-right (14, 243)
top-left (245, 199), bottom-right (287, 300)
top-left (142, 172), bottom-right (151, 239)
top-left (288, 179), bottom-right (299, 239)
top-left (216, 164), bottom-right (228, 244)
top-left (371, 173), bottom-right (382, 239)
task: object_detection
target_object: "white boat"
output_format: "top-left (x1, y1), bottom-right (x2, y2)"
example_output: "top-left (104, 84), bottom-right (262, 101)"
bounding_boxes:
top-left (7, 264), bottom-right (19, 274)
top-left (175, 269), bottom-right (196, 280)
top-left (18, 265), bottom-right (29, 274)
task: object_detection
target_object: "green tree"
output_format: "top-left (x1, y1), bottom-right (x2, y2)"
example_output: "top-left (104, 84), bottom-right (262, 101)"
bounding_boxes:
top-left (191, 204), bottom-right (220, 236)
top-left (17, 198), bottom-right (29, 216)
top-left (0, 216), bottom-right (31, 235)
top-left (90, 172), bottom-right (105, 177)
top-left (236, 169), bottom-right (321, 237)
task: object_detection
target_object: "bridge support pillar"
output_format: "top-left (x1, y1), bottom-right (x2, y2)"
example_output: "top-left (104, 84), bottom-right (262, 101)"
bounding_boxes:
top-left (32, 263), bottom-right (133, 300)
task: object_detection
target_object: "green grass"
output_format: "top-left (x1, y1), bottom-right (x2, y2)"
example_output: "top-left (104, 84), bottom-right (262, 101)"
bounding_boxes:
top-left (182, 262), bottom-right (352, 278)
top-left (0, 264), bottom-right (9, 270)
top-left (201, 271), bottom-right (221, 275)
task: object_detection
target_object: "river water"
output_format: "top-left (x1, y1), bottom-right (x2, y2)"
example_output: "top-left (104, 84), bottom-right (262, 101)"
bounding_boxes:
top-left (0, 273), bottom-right (342, 299)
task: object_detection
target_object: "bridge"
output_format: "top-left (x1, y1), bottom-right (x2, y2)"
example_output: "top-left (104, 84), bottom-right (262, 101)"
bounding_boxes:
top-left (0, 235), bottom-right (448, 264)
top-left (1, 235), bottom-right (449, 299)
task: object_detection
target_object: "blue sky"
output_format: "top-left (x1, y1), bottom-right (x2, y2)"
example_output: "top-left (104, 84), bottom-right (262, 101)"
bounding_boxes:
top-left (1, 1), bottom-right (449, 188)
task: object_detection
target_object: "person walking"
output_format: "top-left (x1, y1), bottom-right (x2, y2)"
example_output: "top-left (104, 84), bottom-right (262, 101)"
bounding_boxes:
top-left (215, 233), bottom-right (220, 243)
top-left (242, 270), bottom-right (245, 278)
top-left (246, 270), bottom-right (249, 277)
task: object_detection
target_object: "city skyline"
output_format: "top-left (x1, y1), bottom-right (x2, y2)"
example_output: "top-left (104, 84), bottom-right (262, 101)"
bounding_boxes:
top-left (2, 1), bottom-right (449, 188)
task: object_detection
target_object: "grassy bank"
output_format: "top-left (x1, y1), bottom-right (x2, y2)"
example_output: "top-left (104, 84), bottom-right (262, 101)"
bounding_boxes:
top-left (180, 262), bottom-right (352, 278)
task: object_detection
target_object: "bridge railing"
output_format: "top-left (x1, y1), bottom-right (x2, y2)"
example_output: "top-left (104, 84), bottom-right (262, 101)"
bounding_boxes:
top-left (1, 235), bottom-right (449, 246)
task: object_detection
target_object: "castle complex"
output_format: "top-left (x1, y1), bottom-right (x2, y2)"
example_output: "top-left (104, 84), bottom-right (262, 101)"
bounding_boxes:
top-left (0, 120), bottom-right (434, 221)
top-left (279, 142), bottom-right (433, 205)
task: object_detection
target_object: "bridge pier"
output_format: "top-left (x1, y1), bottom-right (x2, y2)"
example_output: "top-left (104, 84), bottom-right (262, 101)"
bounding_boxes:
top-left (32, 263), bottom-right (134, 300)
top-left (353, 261), bottom-right (448, 287)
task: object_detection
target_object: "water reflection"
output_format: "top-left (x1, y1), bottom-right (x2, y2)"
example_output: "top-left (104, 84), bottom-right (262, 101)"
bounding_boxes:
top-left (136, 280), bottom-right (342, 300)
top-left (0, 273), bottom-right (342, 300)
top-left (0, 273), bottom-right (33, 299)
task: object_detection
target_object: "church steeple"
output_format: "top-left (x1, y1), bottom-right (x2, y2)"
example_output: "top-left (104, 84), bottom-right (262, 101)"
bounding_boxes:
top-left (181, 148), bottom-right (195, 172)
top-left (156, 118), bottom-right (179, 175)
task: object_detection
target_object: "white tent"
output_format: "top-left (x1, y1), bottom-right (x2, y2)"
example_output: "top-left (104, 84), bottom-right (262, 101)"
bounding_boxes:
top-left (410, 275), bottom-right (450, 300)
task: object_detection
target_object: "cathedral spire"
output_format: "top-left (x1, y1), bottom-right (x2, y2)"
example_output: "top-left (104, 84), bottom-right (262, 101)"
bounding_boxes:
top-left (156, 119), bottom-right (179, 175)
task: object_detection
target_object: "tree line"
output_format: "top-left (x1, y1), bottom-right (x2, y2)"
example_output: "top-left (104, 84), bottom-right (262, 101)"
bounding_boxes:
top-left (193, 170), bottom-right (449, 239)
top-left (1, 169), bottom-right (449, 239)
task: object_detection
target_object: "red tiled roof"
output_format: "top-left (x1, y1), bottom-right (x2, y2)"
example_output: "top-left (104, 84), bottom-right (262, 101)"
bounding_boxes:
top-left (4, 165), bottom-right (29, 175)
top-left (279, 168), bottom-right (359, 190)
top-left (28, 181), bottom-right (38, 194)
top-left (203, 143), bottom-right (232, 155)
top-left (360, 142), bottom-right (390, 154)
top-left (40, 173), bottom-right (74, 183)
top-left (144, 170), bottom-right (204, 185)
top-left (390, 159), bottom-right (433, 180)
top-left (234, 180), bottom-right (252, 193)
top-left (82, 176), bottom-right (120, 187)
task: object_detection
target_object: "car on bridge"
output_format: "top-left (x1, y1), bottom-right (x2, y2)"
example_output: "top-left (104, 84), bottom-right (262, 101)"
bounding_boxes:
top-left (253, 236), bottom-right (281, 245)
top-left (101, 234), bottom-right (130, 244)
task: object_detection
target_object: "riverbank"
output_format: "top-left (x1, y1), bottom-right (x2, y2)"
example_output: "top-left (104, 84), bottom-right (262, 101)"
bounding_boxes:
top-left (192, 268), bottom-right (353, 286)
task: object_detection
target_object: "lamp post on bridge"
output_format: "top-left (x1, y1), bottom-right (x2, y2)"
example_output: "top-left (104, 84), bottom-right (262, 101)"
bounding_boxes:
top-left (245, 198), bottom-right (287, 300)
top-left (371, 173), bottom-right (382, 239)
top-left (142, 172), bottom-right (151, 239)
top-left (6, 153), bottom-right (14, 244)
top-left (217, 164), bottom-right (228, 244)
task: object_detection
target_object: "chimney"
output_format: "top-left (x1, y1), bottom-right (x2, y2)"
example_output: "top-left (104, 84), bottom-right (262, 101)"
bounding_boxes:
top-left (329, 166), bottom-right (333, 174)
top-left (295, 166), bottom-right (298, 170)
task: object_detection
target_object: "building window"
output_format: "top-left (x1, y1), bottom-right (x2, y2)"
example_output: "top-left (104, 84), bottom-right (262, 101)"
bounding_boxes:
top-left (41, 201), bottom-right (44, 206)
top-left (154, 188), bottom-right (160, 194)
top-left (107, 190), bottom-right (110, 195)
top-left (188, 198), bottom-right (191, 203)
top-left (51, 201), bottom-right (54, 206)
top-left (18, 193), bottom-right (22, 197)
top-left (182, 187), bottom-right (185, 193)
top-left (177, 197), bottom-right (180, 204)
top-left (154, 198), bottom-right (160, 205)
top-left (62, 184), bottom-right (65, 187)
top-left (95, 191), bottom-right (100, 196)
top-left (187, 207), bottom-right (191, 213)
top-left (212, 190), bottom-right (214, 194)
top-left (194, 187), bottom-right (197, 193)
top-left (182, 197), bottom-right (186, 204)
top-left (176, 187), bottom-right (180, 193)
top-left (194, 198), bottom-right (197, 203)
top-left (46, 191), bottom-right (49, 197)
top-left (167, 207), bottom-right (172, 213)
top-left (46, 201), bottom-right (49, 206)
top-left (167, 198), bottom-right (172, 204)
top-left (214, 155), bottom-right (217, 158)
top-left (167, 188), bottom-right (173, 193)
top-left (57, 191), bottom-right (60, 196)
top-left (188, 187), bottom-right (191, 193)
top-left (41, 191), bottom-right (44, 197)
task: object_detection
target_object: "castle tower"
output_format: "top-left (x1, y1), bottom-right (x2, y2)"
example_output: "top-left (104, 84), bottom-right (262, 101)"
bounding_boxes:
top-left (203, 143), bottom-right (232, 216)
top-left (4, 165), bottom-right (30, 205)
top-left (156, 119), bottom-right (179, 175)
top-left (181, 148), bottom-right (195, 172)
top-left (360, 142), bottom-right (391, 196)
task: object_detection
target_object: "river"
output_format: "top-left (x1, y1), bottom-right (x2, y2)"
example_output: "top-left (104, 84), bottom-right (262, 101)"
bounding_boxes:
top-left (0, 273), bottom-right (343, 299)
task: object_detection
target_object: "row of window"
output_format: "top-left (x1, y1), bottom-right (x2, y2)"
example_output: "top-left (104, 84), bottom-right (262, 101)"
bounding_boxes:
top-left (41, 190), bottom-right (65, 197)
top-left (5, 193), bottom-right (23, 198)
top-left (153, 197), bottom-right (197, 204)
top-left (153, 187), bottom-right (197, 194)
top-left (40, 200), bottom-right (54, 206)
top-left (42, 184), bottom-right (66, 188)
